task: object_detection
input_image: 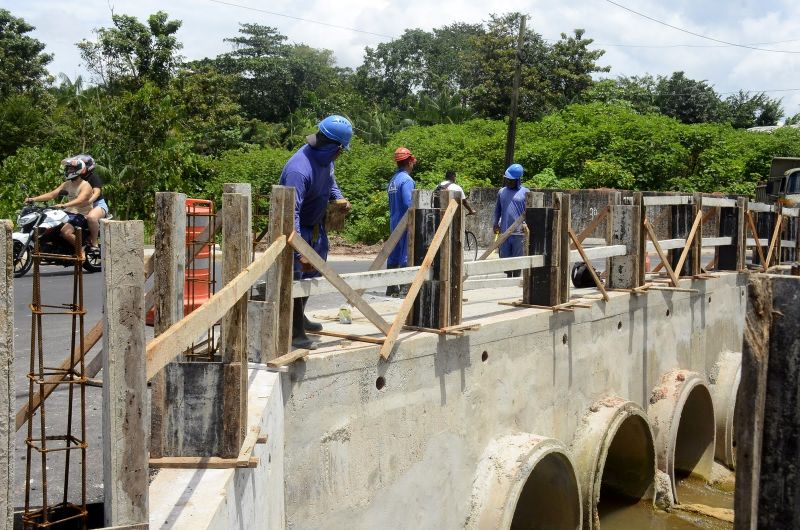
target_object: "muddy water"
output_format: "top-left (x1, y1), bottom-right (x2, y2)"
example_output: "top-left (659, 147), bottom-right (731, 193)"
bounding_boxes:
top-left (599, 476), bottom-right (733, 530)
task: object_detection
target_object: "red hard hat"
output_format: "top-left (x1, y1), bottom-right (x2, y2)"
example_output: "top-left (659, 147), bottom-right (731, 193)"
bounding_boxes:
top-left (394, 147), bottom-right (416, 163)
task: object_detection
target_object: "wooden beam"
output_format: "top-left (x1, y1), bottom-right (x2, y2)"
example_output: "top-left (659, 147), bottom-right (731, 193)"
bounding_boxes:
top-left (403, 325), bottom-right (464, 336)
top-left (266, 348), bottom-right (312, 368)
top-left (746, 211), bottom-right (768, 269)
top-left (149, 456), bottom-right (259, 469)
top-left (146, 236), bottom-right (286, 380)
top-left (673, 210), bottom-right (704, 276)
top-left (568, 229), bottom-right (609, 302)
top-left (355, 211), bottom-right (409, 296)
top-left (644, 219), bottom-right (680, 287)
top-left (289, 233), bottom-right (391, 335)
top-left (101, 220), bottom-right (148, 527)
top-left (0, 221), bottom-right (12, 530)
top-left (478, 213), bottom-right (525, 261)
top-left (308, 330), bottom-right (385, 345)
top-left (763, 214), bottom-right (784, 270)
top-left (379, 200), bottom-right (459, 359)
top-left (570, 205), bottom-right (610, 249)
top-left (262, 185), bottom-right (295, 362)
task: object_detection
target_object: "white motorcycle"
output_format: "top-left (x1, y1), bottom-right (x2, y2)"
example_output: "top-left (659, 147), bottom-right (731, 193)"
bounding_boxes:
top-left (12, 203), bottom-right (102, 277)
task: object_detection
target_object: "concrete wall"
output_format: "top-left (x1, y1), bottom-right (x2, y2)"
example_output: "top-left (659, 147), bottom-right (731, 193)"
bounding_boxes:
top-left (279, 273), bottom-right (746, 529)
top-left (148, 366), bottom-right (284, 529)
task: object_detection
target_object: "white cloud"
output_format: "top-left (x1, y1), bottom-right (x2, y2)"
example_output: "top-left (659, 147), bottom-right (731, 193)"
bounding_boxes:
top-left (5, 0), bottom-right (800, 116)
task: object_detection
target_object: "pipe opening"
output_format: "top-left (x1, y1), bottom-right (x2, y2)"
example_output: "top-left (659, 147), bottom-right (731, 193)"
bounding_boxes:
top-left (511, 452), bottom-right (581, 530)
top-left (674, 385), bottom-right (715, 481)
top-left (597, 415), bottom-right (655, 521)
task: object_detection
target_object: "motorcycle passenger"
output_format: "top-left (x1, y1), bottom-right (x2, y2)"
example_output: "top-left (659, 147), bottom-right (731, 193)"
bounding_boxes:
top-left (25, 158), bottom-right (93, 256)
top-left (76, 154), bottom-right (108, 251)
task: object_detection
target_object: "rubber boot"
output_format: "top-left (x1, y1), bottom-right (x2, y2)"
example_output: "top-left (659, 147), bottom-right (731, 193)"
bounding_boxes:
top-left (385, 264), bottom-right (400, 297)
top-left (301, 297), bottom-right (322, 332)
top-left (292, 298), bottom-right (317, 350)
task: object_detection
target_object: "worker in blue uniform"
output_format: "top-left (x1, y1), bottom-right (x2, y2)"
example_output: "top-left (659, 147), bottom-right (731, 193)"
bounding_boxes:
top-left (386, 147), bottom-right (416, 297)
top-left (493, 163), bottom-right (529, 277)
top-left (279, 115), bottom-right (352, 349)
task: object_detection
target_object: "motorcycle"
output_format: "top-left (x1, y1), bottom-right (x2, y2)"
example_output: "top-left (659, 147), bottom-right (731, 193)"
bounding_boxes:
top-left (12, 203), bottom-right (101, 277)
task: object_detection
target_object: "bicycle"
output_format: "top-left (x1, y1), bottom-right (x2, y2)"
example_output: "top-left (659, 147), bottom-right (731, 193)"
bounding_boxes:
top-left (464, 230), bottom-right (478, 262)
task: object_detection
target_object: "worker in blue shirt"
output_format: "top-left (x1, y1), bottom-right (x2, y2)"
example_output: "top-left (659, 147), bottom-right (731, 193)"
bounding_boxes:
top-left (386, 147), bottom-right (416, 296)
top-left (279, 115), bottom-right (352, 349)
top-left (493, 163), bottom-right (529, 277)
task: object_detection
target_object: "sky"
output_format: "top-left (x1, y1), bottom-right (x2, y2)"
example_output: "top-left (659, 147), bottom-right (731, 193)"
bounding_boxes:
top-left (5, 0), bottom-right (800, 118)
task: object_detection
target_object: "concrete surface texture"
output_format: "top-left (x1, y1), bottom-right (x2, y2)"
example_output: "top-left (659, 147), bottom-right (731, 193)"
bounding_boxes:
top-left (1, 221), bottom-right (13, 529)
top-left (278, 272), bottom-right (745, 529)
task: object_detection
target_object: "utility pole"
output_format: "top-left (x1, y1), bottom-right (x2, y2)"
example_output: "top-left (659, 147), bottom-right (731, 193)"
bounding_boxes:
top-left (504, 14), bottom-right (526, 170)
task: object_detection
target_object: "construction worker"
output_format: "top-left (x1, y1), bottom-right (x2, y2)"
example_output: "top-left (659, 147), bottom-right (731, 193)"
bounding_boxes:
top-left (386, 147), bottom-right (416, 297)
top-left (433, 170), bottom-right (477, 215)
top-left (493, 163), bottom-right (529, 277)
top-left (279, 115), bottom-right (353, 349)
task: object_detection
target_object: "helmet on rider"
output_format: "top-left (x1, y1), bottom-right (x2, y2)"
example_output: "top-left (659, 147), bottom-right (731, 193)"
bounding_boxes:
top-left (62, 158), bottom-right (87, 181)
top-left (504, 163), bottom-right (524, 180)
top-left (394, 147), bottom-right (416, 164)
top-left (307, 115), bottom-right (353, 150)
top-left (76, 154), bottom-right (95, 173)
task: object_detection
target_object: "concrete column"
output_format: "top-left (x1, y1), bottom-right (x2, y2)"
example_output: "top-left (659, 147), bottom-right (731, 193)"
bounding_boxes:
top-left (557, 193), bottom-right (571, 304)
top-left (717, 198), bottom-right (744, 271)
top-left (607, 198), bottom-right (641, 289)
top-left (524, 197), bottom-right (560, 306)
top-left (150, 192), bottom-right (186, 458)
top-left (0, 220), bottom-right (13, 530)
top-left (101, 220), bottom-right (148, 526)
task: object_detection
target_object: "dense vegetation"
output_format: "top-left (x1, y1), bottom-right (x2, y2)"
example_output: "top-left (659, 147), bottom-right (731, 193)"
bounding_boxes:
top-left (1, 8), bottom-right (799, 243)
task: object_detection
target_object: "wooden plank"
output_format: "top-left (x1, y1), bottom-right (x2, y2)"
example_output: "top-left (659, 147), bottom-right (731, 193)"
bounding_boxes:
top-left (308, 330), bottom-right (385, 345)
top-left (221, 192), bottom-right (250, 458)
top-left (236, 427), bottom-right (261, 468)
top-left (101, 220), bottom-right (148, 527)
top-left (674, 210), bottom-right (704, 277)
top-left (448, 191), bottom-right (464, 325)
top-left (261, 185), bottom-right (294, 363)
top-left (294, 266), bottom-right (428, 298)
top-left (702, 237), bottom-right (734, 247)
top-left (463, 278), bottom-right (521, 291)
top-left (746, 212), bottom-right (768, 269)
top-left (567, 244), bottom-right (627, 263)
top-left (442, 322), bottom-right (482, 332)
top-left (438, 190), bottom-right (455, 326)
top-left (702, 197), bottom-right (737, 208)
top-left (568, 229), bottom-right (609, 302)
top-left (267, 348), bottom-right (311, 368)
top-left (0, 221), bottom-right (11, 530)
top-left (463, 254), bottom-right (545, 276)
top-left (747, 202), bottom-right (774, 213)
top-left (146, 236), bottom-right (286, 380)
top-left (648, 285), bottom-right (699, 293)
top-left (478, 213), bottom-right (525, 261)
top-left (379, 200), bottom-right (459, 359)
top-left (355, 210), bottom-right (409, 296)
top-left (763, 214), bottom-right (783, 269)
top-left (645, 238), bottom-right (687, 252)
top-left (570, 205), bottom-right (610, 249)
top-left (557, 194), bottom-right (571, 304)
top-left (498, 300), bottom-right (574, 312)
top-left (289, 233), bottom-right (391, 334)
top-left (643, 195), bottom-right (693, 206)
top-left (403, 325), bottom-right (464, 336)
top-left (149, 456), bottom-right (259, 469)
top-left (644, 219), bottom-right (680, 287)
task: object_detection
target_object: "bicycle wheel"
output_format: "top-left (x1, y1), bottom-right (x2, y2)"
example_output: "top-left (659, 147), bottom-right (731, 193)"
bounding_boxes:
top-left (464, 230), bottom-right (478, 262)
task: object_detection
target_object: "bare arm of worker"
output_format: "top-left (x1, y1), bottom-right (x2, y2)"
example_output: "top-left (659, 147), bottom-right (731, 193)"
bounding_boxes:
top-left (463, 198), bottom-right (477, 216)
top-left (53, 182), bottom-right (92, 210)
top-left (89, 186), bottom-right (102, 203)
top-left (26, 183), bottom-right (65, 203)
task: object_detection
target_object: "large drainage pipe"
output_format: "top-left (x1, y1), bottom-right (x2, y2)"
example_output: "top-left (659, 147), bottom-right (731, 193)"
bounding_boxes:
top-left (647, 370), bottom-right (715, 502)
top-left (571, 397), bottom-right (656, 529)
top-left (466, 433), bottom-right (581, 530)
top-left (709, 351), bottom-right (741, 469)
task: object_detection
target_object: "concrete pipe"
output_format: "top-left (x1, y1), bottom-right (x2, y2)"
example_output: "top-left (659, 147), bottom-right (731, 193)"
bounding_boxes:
top-left (571, 397), bottom-right (656, 530)
top-left (466, 433), bottom-right (581, 530)
top-left (709, 351), bottom-right (741, 469)
top-left (647, 370), bottom-right (715, 502)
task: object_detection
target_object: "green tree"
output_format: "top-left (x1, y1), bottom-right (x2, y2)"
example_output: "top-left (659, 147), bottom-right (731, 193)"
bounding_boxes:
top-left (655, 72), bottom-right (722, 124)
top-left (0, 9), bottom-right (53, 98)
top-left (723, 91), bottom-right (784, 128)
top-left (548, 29), bottom-right (610, 106)
top-left (78, 11), bottom-right (183, 89)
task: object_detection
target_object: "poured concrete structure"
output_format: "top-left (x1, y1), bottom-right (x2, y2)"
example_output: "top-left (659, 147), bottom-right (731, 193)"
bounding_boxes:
top-left (147, 271), bottom-right (747, 529)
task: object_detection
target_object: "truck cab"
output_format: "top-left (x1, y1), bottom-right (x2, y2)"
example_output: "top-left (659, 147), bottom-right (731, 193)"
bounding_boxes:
top-left (760, 157), bottom-right (800, 205)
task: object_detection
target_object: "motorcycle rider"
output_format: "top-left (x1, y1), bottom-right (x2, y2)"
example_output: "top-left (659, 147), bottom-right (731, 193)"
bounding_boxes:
top-left (25, 158), bottom-right (93, 256)
top-left (76, 154), bottom-right (109, 251)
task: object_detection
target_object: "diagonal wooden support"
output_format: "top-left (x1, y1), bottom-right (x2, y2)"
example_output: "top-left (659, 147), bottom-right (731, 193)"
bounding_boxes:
top-left (379, 200), bottom-right (459, 360)
top-left (146, 236), bottom-right (286, 380)
top-left (673, 210), bottom-right (704, 276)
top-left (746, 211), bottom-right (767, 268)
top-left (763, 214), bottom-right (783, 270)
top-left (478, 213), bottom-right (525, 261)
top-left (356, 210), bottom-right (409, 297)
top-left (568, 228), bottom-right (609, 302)
top-left (644, 219), bottom-right (680, 287)
top-left (570, 205), bottom-right (610, 249)
top-left (289, 232), bottom-right (391, 335)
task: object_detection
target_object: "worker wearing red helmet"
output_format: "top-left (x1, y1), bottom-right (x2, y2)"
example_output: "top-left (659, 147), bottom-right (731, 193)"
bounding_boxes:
top-left (386, 147), bottom-right (416, 297)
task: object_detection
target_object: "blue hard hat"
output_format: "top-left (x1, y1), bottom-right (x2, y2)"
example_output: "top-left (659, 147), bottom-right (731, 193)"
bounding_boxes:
top-left (504, 163), bottom-right (524, 180)
top-left (317, 115), bottom-right (353, 149)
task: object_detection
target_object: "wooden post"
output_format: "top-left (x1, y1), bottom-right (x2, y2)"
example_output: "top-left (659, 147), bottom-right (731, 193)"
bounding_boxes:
top-left (557, 193), bottom-right (571, 304)
top-left (407, 190), bottom-right (422, 269)
top-left (102, 220), bottom-right (148, 526)
top-left (438, 189), bottom-right (453, 327)
top-left (439, 189), bottom-right (463, 326)
top-left (669, 194), bottom-right (693, 276)
top-left (524, 194), bottom-right (561, 306)
top-left (691, 193), bottom-right (703, 275)
top-left (737, 198), bottom-right (748, 271)
top-left (607, 194), bottom-right (641, 289)
top-left (262, 185), bottom-right (294, 362)
top-left (150, 192), bottom-right (186, 458)
top-left (221, 192), bottom-right (251, 457)
top-left (634, 193), bottom-right (647, 285)
top-left (410, 197), bottom-right (443, 328)
top-left (0, 221), bottom-right (13, 530)
top-left (717, 198), bottom-right (745, 271)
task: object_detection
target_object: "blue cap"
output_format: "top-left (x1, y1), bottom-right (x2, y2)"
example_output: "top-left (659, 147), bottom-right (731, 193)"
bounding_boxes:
top-left (504, 163), bottom-right (524, 180)
top-left (307, 115), bottom-right (353, 150)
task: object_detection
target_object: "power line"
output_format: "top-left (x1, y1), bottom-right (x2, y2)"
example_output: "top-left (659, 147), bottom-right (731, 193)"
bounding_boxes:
top-left (207, 0), bottom-right (394, 39)
top-left (542, 35), bottom-right (800, 49)
top-left (602, 0), bottom-right (800, 54)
